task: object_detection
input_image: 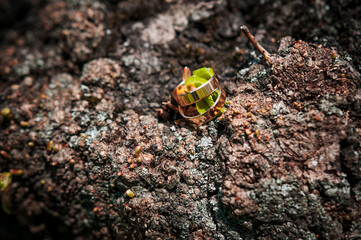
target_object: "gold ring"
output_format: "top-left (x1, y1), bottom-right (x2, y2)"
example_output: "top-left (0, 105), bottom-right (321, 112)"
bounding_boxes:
top-left (172, 74), bottom-right (226, 125)
top-left (172, 75), bottom-right (220, 106)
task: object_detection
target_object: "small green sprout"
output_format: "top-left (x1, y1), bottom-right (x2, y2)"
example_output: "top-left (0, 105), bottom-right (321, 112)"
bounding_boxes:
top-left (134, 146), bottom-right (142, 156)
top-left (125, 189), bottom-right (135, 198)
top-left (47, 140), bottom-right (54, 153)
top-left (1, 108), bottom-right (11, 119)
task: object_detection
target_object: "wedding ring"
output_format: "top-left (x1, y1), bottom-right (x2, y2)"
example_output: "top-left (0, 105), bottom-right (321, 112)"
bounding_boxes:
top-left (172, 74), bottom-right (226, 125)
top-left (172, 75), bottom-right (220, 106)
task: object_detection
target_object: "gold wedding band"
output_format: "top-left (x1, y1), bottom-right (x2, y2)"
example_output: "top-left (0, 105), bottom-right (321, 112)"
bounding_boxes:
top-left (172, 74), bottom-right (226, 125)
top-left (172, 75), bottom-right (220, 106)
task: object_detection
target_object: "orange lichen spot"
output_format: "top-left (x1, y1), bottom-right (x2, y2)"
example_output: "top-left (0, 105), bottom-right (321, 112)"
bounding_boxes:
top-left (245, 129), bottom-right (252, 136)
top-left (20, 121), bottom-right (29, 127)
top-left (10, 169), bottom-right (23, 176)
top-left (314, 115), bottom-right (322, 121)
top-left (53, 143), bottom-right (60, 153)
top-left (0, 150), bottom-right (10, 159)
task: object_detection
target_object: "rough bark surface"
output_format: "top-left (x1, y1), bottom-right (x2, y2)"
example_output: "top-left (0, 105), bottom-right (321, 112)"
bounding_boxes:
top-left (0, 0), bottom-right (360, 239)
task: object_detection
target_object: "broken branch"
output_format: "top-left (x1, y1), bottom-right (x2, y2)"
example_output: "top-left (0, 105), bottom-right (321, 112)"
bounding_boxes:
top-left (240, 25), bottom-right (271, 60)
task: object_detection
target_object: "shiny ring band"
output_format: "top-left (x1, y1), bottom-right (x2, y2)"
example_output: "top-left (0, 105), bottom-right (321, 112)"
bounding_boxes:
top-left (178, 87), bottom-right (226, 125)
top-left (172, 75), bottom-right (220, 106)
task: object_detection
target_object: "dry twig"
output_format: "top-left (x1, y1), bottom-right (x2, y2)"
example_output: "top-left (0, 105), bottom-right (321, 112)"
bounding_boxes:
top-left (240, 25), bottom-right (271, 60)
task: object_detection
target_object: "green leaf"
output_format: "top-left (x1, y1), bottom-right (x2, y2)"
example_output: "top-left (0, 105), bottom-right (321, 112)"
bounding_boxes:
top-left (196, 99), bottom-right (210, 114)
top-left (205, 94), bottom-right (215, 106)
top-left (185, 75), bottom-right (208, 88)
top-left (0, 172), bottom-right (11, 191)
top-left (196, 95), bottom-right (215, 114)
top-left (192, 67), bottom-right (214, 80)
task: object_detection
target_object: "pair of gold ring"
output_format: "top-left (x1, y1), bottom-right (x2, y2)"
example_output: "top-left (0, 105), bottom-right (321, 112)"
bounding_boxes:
top-left (172, 74), bottom-right (226, 125)
top-left (170, 26), bottom-right (272, 125)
